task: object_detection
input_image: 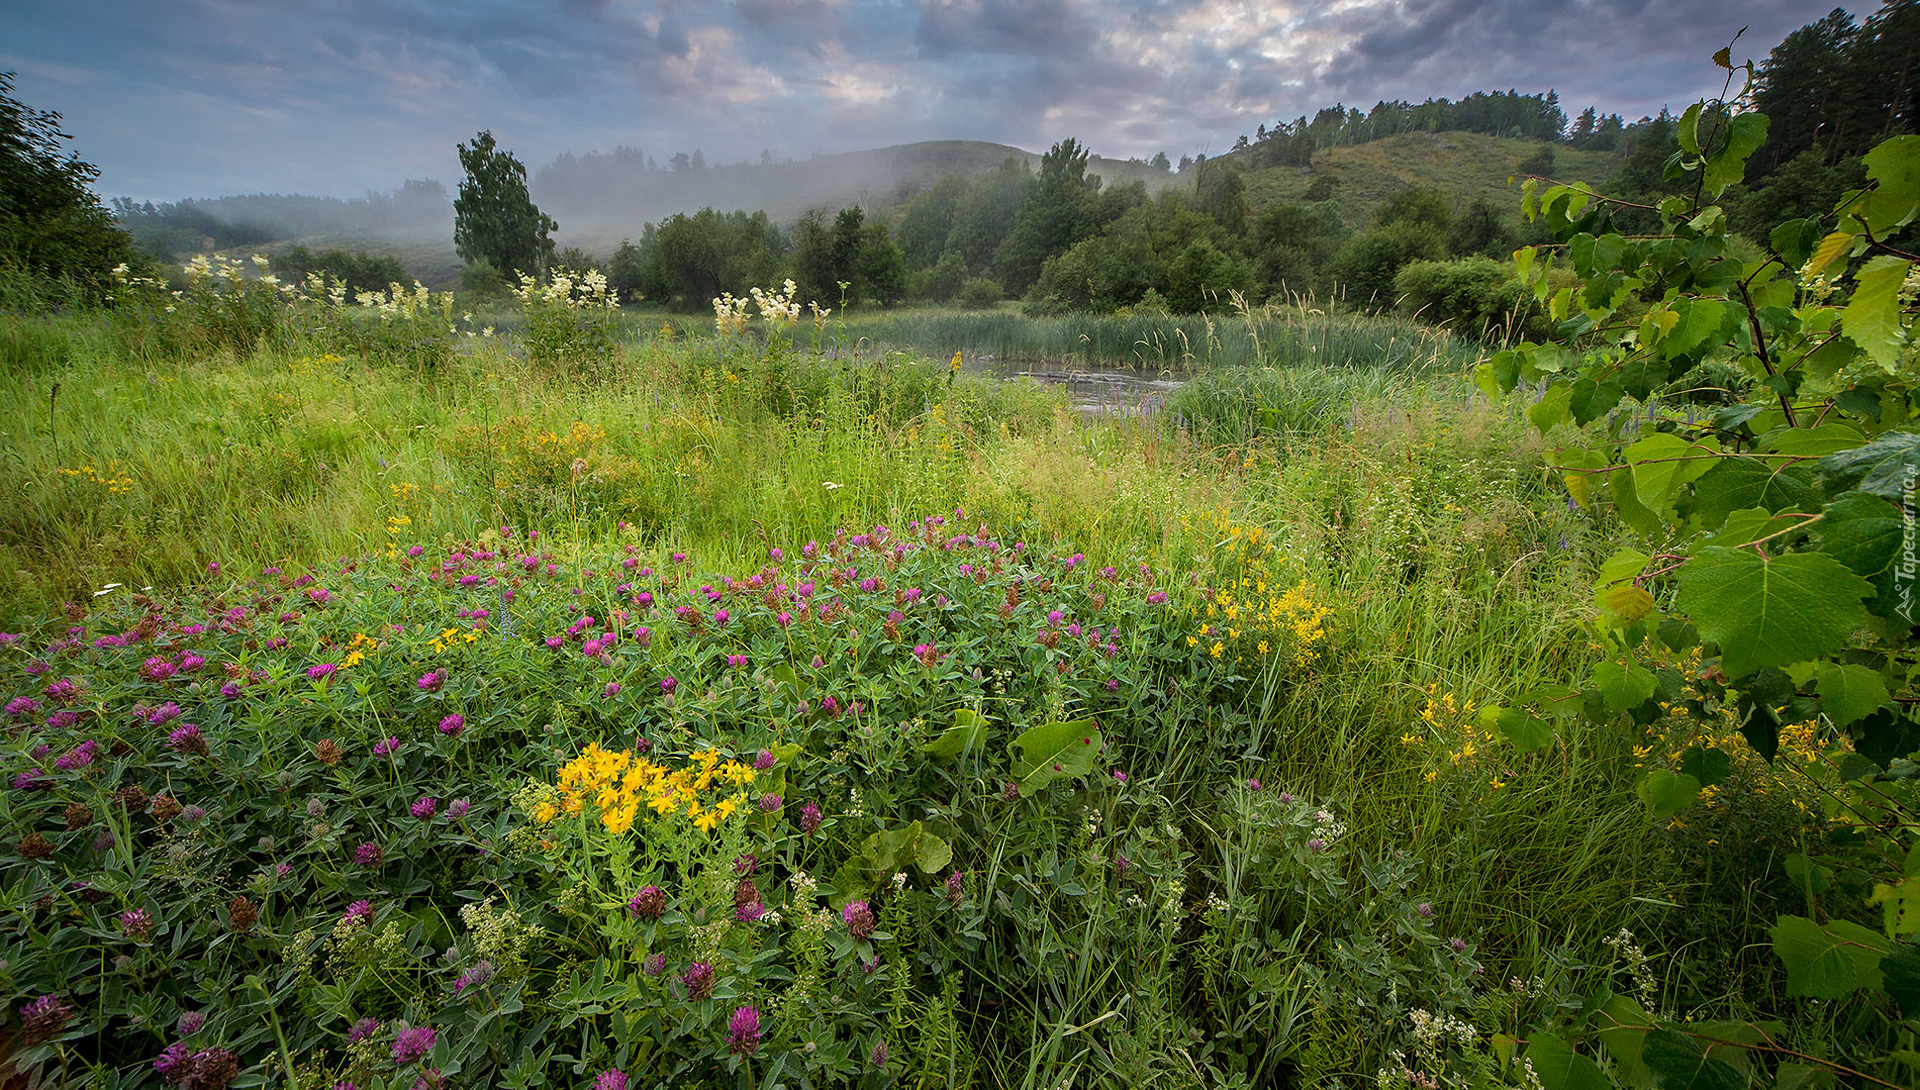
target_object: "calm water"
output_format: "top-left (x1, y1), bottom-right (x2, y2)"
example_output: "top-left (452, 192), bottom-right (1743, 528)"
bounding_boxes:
top-left (964, 355), bottom-right (1187, 416)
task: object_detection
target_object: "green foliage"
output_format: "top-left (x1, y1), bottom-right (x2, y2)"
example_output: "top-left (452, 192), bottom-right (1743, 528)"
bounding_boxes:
top-left (453, 130), bottom-right (557, 281)
top-left (955, 276), bottom-right (1001, 310)
top-left (270, 244), bottom-right (408, 296)
top-left (1487, 56), bottom-right (1920, 1086)
top-left (1331, 220), bottom-right (1447, 311)
top-left (1393, 257), bottom-right (1544, 342)
top-left (0, 71), bottom-right (138, 306)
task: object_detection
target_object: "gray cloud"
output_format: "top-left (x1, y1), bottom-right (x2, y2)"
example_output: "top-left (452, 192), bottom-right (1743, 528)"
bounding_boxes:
top-left (0, 0), bottom-right (1847, 202)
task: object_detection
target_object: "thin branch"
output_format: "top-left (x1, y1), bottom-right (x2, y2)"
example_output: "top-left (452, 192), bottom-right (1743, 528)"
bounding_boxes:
top-left (1737, 280), bottom-right (1797, 427)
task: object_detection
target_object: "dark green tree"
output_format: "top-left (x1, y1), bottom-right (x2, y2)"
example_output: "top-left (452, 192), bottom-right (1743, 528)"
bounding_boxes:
top-left (453, 130), bottom-right (557, 280)
top-left (0, 72), bottom-right (138, 304)
top-left (995, 138), bottom-right (1103, 294)
top-left (1252, 199), bottom-right (1346, 298)
top-left (1329, 220), bottom-right (1446, 311)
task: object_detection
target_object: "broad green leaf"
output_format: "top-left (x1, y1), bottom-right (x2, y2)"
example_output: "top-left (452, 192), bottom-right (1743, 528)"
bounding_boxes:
top-left (1688, 458), bottom-right (1819, 531)
top-left (1595, 661), bottom-right (1658, 711)
top-left (1596, 547), bottom-right (1652, 588)
top-left (1816, 431), bottom-right (1920, 501)
top-left (1805, 231), bottom-right (1855, 278)
top-left (1852, 135), bottom-right (1920, 234)
top-left (1639, 768), bottom-right (1700, 820)
top-left (1481, 705), bottom-right (1554, 753)
top-left (1771, 218), bottom-right (1821, 267)
top-left (1881, 941), bottom-right (1920, 1014)
top-left (1661, 298), bottom-right (1726, 360)
top-left (1775, 1063), bottom-right (1837, 1090)
top-left (1842, 256), bottom-right (1912, 368)
top-left (1640, 1028), bottom-right (1744, 1090)
top-left (1770, 915), bottom-right (1891, 999)
top-left (1702, 112), bottom-right (1768, 196)
top-left (1703, 508), bottom-right (1800, 549)
top-left (1857, 707), bottom-right (1920, 766)
top-left (1869, 876), bottom-right (1920, 938)
top-left (1865, 135), bottom-right (1920, 206)
top-left (1758, 423), bottom-right (1864, 458)
top-left (1674, 548), bottom-right (1872, 678)
top-left (1814, 662), bottom-right (1889, 727)
top-left (1611, 464), bottom-right (1669, 539)
top-left (1785, 853), bottom-right (1833, 896)
top-left (1528, 383), bottom-right (1572, 433)
top-left (1009, 719), bottom-right (1103, 797)
top-left (922, 708), bottom-right (989, 760)
top-left (1679, 745), bottom-right (1731, 787)
top-left (1625, 433), bottom-right (1719, 515)
top-left (1526, 1032), bottom-right (1609, 1090)
top-left (1815, 491), bottom-right (1903, 583)
top-left (1594, 996), bottom-right (1657, 1089)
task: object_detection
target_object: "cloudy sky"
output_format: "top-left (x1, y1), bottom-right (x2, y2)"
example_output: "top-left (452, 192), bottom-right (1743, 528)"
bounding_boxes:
top-left (4, 0), bottom-right (1838, 202)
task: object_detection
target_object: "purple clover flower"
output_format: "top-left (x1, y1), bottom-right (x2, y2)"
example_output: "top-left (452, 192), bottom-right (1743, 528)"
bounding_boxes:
top-left (727, 1005), bottom-right (762, 1055)
top-left (391, 1025), bottom-right (436, 1065)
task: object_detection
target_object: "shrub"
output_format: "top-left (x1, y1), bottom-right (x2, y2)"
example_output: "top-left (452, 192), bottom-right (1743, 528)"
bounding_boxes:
top-left (1392, 257), bottom-right (1544, 342)
top-left (1329, 221), bottom-right (1446, 312)
top-left (955, 276), bottom-right (1001, 310)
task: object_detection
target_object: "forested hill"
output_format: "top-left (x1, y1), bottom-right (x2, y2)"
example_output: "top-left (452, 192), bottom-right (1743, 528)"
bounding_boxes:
top-left (531, 141), bottom-right (1180, 249)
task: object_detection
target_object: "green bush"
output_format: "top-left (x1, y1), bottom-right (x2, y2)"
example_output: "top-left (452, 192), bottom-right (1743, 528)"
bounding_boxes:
top-left (1329, 221), bottom-right (1446, 312)
top-left (1392, 257), bottom-right (1544, 342)
top-left (955, 276), bottom-right (1001, 310)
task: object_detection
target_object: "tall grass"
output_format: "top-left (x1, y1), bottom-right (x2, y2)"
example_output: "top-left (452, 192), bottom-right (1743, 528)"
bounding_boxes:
top-left (0, 303), bottom-right (1831, 1085)
top-left (834, 298), bottom-right (1485, 373)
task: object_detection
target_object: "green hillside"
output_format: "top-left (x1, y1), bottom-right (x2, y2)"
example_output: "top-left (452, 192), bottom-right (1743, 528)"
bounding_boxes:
top-left (1235, 130), bottom-right (1623, 228)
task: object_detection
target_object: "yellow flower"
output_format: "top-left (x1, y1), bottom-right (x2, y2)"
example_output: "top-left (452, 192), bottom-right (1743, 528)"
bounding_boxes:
top-left (1210, 641), bottom-right (1224, 658)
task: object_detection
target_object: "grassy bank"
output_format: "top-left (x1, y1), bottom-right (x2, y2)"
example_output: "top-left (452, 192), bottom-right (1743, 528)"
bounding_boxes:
top-left (0, 302), bottom-right (1855, 1089)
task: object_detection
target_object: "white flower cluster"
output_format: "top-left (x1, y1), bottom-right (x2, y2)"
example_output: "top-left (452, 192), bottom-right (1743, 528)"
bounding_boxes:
top-left (513, 268), bottom-right (617, 311)
top-left (1407, 1008), bottom-right (1478, 1055)
top-left (712, 292), bottom-right (750, 335)
top-left (750, 279), bottom-right (802, 326)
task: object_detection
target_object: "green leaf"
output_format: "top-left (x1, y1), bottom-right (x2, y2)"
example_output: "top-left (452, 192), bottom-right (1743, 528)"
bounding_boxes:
top-left (1770, 915), bottom-right (1891, 999)
top-left (1857, 707), bottom-right (1920, 766)
top-left (1674, 548), bottom-right (1873, 678)
top-left (1594, 996), bottom-right (1657, 1089)
top-left (1640, 1028), bottom-right (1744, 1090)
top-left (1679, 745), bottom-right (1731, 787)
top-left (1769, 218), bottom-right (1821, 268)
top-left (1595, 661), bottom-right (1659, 711)
top-left (1814, 663), bottom-right (1889, 727)
top-left (1626, 434), bottom-right (1719, 516)
top-left (1639, 768), bottom-right (1701, 820)
top-left (922, 708), bottom-right (989, 760)
top-left (1704, 508), bottom-right (1800, 549)
top-left (1815, 491), bottom-right (1903, 579)
top-left (1776, 1062), bottom-right (1837, 1090)
top-left (1009, 719), bottom-right (1104, 797)
top-left (1703, 112), bottom-right (1768, 196)
top-left (1881, 942), bottom-right (1920, 1015)
top-left (1481, 705), bottom-right (1554, 753)
top-left (1758, 423), bottom-right (1865, 458)
top-left (1842, 256), bottom-right (1913, 368)
top-left (1688, 458), bottom-right (1819, 531)
top-left (1865, 135), bottom-right (1920, 207)
top-left (1783, 853), bottom-right (1832, 897)
top-left (1817, 431), bottom-right (1920, 501)
top-left (1852, 135), bottom-right (1920, 234)
top-left (1526, 1032), bottom-right (1610, 1090)
top-left (1661, 298), bottom-right (1726, 359)
top-left (1528, 383), bottom-right (1573, 433)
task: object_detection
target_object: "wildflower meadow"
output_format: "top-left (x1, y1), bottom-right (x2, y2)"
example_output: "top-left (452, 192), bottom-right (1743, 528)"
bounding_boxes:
top-left (3, 90), bottom-right (1918, 1090)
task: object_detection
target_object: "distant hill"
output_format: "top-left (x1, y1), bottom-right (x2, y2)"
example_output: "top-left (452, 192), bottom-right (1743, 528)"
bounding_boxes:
top-left (533, 139), bottom-right (1184, 251)
top-left (1230, 130), bottom-right (1621, 229)
top-left (135, 132), bottom-right (1627, 290)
